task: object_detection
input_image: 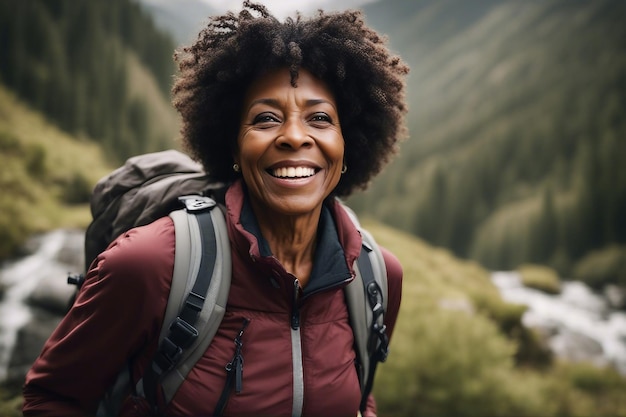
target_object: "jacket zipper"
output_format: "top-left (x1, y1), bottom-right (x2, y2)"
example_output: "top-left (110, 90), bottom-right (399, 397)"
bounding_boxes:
top-left (214, 318), bottom-right (250, 416)
top-left (291, 279), bottom-right (304, 417)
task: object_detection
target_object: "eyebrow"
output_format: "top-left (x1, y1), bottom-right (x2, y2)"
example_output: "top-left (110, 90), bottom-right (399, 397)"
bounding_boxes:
top-left (245, 98), bottom-right (337, 113)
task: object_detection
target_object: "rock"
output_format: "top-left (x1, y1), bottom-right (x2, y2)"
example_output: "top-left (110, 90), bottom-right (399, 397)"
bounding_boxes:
top-left (604, 285), bottom-right (626, 310)
top-left (549, 329), bottom-right (607, 366)
top-left (6, 308), bottom-right (61, 385)
top-left (27, 271), bottom-right (75, 316)
top-left (54, 229), bottom-right (85, 270)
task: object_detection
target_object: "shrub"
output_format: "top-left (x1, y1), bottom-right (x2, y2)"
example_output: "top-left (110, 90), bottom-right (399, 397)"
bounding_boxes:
top-left (471, 290), bottom-right (553, 368)
top-left (24, 143), bottom-right (46, 179)
top-left (573, 245), bottom-right (626, 288)
top-left (518, 264), bottom-right (561, 294)
top-left (374, 308), bottom-right (552, 417)
top-left (61, 171), bottom-right (93, 204)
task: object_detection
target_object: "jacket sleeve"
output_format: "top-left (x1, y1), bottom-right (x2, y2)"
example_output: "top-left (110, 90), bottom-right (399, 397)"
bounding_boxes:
top-left (363, 245), bottom-right (403, 417)
top-left (22, 218), bottom-right (175, 416)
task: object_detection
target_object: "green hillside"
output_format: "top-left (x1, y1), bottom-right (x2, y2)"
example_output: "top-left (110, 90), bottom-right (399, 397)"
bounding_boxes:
top-left (0, 84), bottom-right (114, 259)
top-left (0, 0), bottom-right (184, 259)
top-left (0, 0), bottom-right (180, 164)
top-left (351, 0), bottom-right (626, 284)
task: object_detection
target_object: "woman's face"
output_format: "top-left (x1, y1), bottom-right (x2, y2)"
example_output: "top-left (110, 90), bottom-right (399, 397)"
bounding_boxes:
top-left (236, 67), bottom-right (344, 218)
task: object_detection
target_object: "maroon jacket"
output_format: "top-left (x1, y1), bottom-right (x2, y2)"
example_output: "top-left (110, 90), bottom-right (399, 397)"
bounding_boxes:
top-left (23, 181), bottom-right (402, 416)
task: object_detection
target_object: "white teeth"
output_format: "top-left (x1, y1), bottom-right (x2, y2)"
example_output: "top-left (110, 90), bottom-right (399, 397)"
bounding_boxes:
top-left (272, 167), bottom-right (316, 178)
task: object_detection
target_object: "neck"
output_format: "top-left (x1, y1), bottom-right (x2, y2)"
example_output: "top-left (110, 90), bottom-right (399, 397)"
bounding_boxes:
top-left (251, 202), bottom-right (322, 287)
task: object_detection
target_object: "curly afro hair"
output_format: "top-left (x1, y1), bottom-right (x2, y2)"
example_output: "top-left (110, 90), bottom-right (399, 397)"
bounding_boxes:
top-left (172, 1), bottom-right (409, 197)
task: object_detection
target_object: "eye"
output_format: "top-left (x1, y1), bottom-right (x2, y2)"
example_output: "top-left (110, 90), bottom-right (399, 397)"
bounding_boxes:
top-left (309, 112), bottom-right (333, 126)
top-left (252, 112), bottom-right (281, 126)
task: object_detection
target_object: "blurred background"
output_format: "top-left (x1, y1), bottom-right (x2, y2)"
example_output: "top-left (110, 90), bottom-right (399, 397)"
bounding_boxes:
top-left (0, 0), bottom-right (625, 415)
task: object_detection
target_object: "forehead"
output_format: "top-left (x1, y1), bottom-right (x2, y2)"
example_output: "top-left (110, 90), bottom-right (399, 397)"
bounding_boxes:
top-left (243, 67), bottom-right (337, 106)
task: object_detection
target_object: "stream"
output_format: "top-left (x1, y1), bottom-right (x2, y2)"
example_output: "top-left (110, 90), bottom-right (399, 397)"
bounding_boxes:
top-left (0, 229), bottom-right (83, 382)
top-left (491, 271), bottom-right (626, 375)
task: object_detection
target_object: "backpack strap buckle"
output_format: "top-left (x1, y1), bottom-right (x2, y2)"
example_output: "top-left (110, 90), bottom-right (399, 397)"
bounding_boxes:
top-left (152, 317), bottom-right (199, 376)
top-left (179, 195), bottom-right (217, 212)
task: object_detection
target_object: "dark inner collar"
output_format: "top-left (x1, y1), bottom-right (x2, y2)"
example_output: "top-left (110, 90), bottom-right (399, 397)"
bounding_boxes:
top-left (240, 196), bottom-right (351, 294)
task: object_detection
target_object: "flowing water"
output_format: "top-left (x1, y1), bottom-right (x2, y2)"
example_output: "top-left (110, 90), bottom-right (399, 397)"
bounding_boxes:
top-left (0, 230), bottom-right (83, 381)
top-left (492, 271), bottom-right (626, 375)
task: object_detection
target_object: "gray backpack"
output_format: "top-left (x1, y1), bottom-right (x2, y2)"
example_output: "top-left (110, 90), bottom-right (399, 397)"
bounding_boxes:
top-left (77, 150), bottom-right (389, 416)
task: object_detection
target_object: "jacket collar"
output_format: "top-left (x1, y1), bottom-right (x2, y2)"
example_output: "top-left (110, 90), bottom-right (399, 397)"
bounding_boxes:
top-left (224, 180), bottom-right (362, 294)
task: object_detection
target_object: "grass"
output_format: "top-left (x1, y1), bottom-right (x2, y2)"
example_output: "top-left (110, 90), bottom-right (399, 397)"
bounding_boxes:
top-left (0, 85), bottom-right (114, 258)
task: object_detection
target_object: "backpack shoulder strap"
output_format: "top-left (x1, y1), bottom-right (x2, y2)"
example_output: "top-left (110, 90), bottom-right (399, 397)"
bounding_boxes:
top-left (140, 195), bottom-right (231, 411)
top-left (341, 203), bottom-right (389, 412)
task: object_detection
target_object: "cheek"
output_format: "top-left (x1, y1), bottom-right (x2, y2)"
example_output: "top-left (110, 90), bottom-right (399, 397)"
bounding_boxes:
top-left (236, 133), bottom-right (263, 165)
top-left (327, 136), bottom-right (345, 166)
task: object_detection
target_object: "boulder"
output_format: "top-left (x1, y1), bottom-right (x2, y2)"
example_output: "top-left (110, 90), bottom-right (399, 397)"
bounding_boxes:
top-left (6, 308), bottom-right (62, 385)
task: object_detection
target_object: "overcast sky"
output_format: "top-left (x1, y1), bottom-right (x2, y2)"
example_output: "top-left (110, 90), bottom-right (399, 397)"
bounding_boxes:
top-left (199, 0), bottom-right (376, 19)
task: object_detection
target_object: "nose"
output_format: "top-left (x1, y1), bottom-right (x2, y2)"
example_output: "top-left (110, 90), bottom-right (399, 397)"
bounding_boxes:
top-left (276, 117), bottom-right (312, 149)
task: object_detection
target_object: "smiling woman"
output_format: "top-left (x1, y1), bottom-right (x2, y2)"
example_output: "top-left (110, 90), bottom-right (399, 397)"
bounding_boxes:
top-left (22, 2), bottom-right (409, 416)
top-left (237, 67), bottom-right (345, 285)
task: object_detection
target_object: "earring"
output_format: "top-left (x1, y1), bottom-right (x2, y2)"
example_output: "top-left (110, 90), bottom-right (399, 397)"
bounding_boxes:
top-left (341, 164), bottom-right (347, 174)
top-left (233, 163), bottom-right (240, 173)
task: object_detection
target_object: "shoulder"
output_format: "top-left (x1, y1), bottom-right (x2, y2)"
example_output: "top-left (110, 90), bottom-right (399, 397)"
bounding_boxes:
top-left (89, 216), bottom-right (176, 295)
top-left (380, 246), bottom-right (402, 283)
top-left (102, 216), bottom-right (174, 262)
top-left (380, 245), bottom-right (402, 302)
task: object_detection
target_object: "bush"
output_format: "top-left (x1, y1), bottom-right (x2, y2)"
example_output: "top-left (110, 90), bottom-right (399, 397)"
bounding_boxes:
top-left (0, 200), bottom-right (31, 259)
top-left (24, 143), bottom-right (46, 179)
top-left (573, 245), bottom-right (626, 288)
top-left (61, 171), bottom-right (93, 204)
top-left (545, 362), bottom-right (626, 417)
top-left (374, 308), bottom-right (552, 417)
top-left (518, 264), bottom-right (562, 294)
top-left (472, 290), bottom-right (553, 368)
top-left (0, 159), bottom-right (36, 259)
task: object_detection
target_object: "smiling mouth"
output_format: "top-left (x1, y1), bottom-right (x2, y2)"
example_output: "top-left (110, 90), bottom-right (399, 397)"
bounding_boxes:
top-left (269, 167), bottom-right (317, 179)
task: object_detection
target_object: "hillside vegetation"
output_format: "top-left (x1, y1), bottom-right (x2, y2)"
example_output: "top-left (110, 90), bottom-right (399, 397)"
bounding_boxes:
top-left (0, 0), bottom-right (179, 164)
top-left (0, 0), bottom-right (184, 260)
top-left (0, 84), bottom-right (114, 259)
top-left (350, 0), bottom-right (626, 286)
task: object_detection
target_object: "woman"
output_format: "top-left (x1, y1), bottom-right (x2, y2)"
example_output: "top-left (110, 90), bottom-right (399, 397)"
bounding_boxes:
top-left (23, 2), bottom-right (408, 416)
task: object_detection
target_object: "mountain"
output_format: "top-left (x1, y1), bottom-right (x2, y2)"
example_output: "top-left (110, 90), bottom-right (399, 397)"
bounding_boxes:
top-left (132, 0), bottom-right (626, 282)
top-left (2, 0), bottom-right (624, 284)
top-left (350, 0), bottom-right (626, 281)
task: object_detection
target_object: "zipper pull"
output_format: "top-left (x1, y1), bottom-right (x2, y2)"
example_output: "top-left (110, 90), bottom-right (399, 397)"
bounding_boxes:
top-left (234, 353), bottom-right (244, 393)
top-left (291, 279), bottom-right (301, 330)
top-left (225, 318), bottom-right (249, 394)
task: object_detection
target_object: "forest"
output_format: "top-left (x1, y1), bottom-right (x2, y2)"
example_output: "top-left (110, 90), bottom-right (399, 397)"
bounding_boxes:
top-left (349, 0), bottom-right (626, 286)
top-left (0, 0), bottom-right (178, 162)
